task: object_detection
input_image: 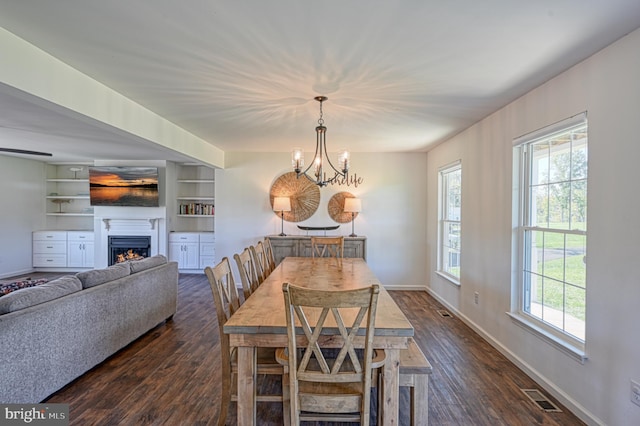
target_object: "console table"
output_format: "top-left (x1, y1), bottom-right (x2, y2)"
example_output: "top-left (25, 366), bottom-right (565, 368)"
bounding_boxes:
top-left (266, 235), bottom-right (366, 265)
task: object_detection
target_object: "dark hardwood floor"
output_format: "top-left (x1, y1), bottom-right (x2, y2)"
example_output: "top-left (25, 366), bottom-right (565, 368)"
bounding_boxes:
top-left (33, 272), bottom-right (586, 425)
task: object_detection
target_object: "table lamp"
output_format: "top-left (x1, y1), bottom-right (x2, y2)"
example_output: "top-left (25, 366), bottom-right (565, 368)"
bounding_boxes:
top-left (343, 198), bottom-right (362, 237)
top-left (273, 197), bottom-right (291, 236)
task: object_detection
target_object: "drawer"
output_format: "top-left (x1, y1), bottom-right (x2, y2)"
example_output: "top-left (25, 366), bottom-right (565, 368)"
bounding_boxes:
top-left (200, 255), bottom-right (216, 270)
top-left (33, 241), bottom-right (67, 254)
top-left (200, 242), bottom-right (216, 256)
top-left (199, 232), bottom-right (215, 243)
top-left (33, 231), bottom-right (67, 241)
top-left (33, 254), bottom-right (67, 267)
top-left (67, 231), bottom-right (94, 241)
top-left (169, 233), bottom-right (199, 243)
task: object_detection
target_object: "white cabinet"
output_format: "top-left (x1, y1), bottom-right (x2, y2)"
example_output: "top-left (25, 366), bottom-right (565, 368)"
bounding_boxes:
top-left (33, 231), bottom-right (67, 267)
top-left (199, 232), bottom-right (216, 269)
top-left (67, 231), bottom-right (95, 268)
top-left (169, 232), bottom-right (215, 271)
top-left (169, 233), bottom-right (200, 270)
top-left (33, 230), bottom-right (95, 269)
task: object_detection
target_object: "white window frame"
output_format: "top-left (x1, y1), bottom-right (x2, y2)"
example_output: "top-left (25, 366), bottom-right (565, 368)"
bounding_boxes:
top-left (510, 113), bottom-right (588, 362)
top-left (437, 160), bottom-right (462, 285)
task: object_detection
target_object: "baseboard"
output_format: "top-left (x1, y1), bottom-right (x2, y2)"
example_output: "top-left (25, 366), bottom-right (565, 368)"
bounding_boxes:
top-left (0, 268), bottom-right (35, 280)
top-left (384, 284), bottom-right (428, 291)
top-left (425, 288), bottom-right (603, 426)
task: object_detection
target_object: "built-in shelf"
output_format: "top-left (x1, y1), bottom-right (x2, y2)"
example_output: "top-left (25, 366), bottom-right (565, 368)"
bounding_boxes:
top-left (45, 163), bottom-right (94, 224)
top-left (46, 178), bottom-right (89, 183)
top-left (46, 213), bottom-right (94, 217)
top-left (175, 164), bottom-right (215, 232)
top-left (46, 195), bottom-right (90, 200)
top-left (177, 179), bottom-right (215, 184)
top-left (177, 196), bottom-right (215, 201)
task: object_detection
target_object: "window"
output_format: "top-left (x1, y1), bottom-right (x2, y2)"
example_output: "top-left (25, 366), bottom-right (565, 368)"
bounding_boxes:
top-left (438, 161), bottom-right (462, 283)
top-left (514, 114), bottom-right (587, 349)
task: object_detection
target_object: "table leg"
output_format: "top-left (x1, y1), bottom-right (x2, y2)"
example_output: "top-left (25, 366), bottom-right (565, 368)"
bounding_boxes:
top-left (382, 348), bottom-right (400, 425)
top-left (237, 346), bottom-right (256, 425)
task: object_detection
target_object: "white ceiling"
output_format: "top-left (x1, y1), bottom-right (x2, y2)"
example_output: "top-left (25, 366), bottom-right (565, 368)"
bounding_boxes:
top-left (1, 0), bottom-right (640, 162)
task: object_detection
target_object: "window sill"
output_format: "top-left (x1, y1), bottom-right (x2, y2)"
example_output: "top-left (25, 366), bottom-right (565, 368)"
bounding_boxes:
top-left (506, 312), bottom-right (587, 364)
top-left (436, 271), bottom-right (460, 286)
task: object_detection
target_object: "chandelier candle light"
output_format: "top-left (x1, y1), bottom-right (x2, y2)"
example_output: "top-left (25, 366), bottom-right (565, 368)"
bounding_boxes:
top-left (343, 198), bottom-right (362, 237)
top-left (292, 96), bottom-right (350, 187)
top-left (273, 196), bottom-right (291, 236)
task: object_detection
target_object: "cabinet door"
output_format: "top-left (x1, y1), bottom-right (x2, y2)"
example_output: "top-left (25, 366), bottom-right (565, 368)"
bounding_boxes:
top-left (183, 242), bottom-right (200, 269)
top-left (269, 238), bottom-right (298, 265)
top-left (169, 242), bottom-right (200, 269)
top-left (343, 241), bottom-right (363, 259)
top-left (67, 241), bottom-right (84, 267)
top-left (168, 242), bottom-right (183, 265)
top-left (83, 242), bottom-right (95, 267)
top-left (67, 241), bottom-right (95, 267)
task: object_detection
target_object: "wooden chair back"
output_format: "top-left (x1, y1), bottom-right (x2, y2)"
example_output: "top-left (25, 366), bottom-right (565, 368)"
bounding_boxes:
top-left (263, 237), bottom-right (277, 272)
top-left (204, 257), bottom-right (240, 339)
top-left (204, 257), bottom-right (241, 425)
top-left (311, 237), bottom-right (344, 268)
top-left (250, 241), bottom-right (269, 283)
top-left (280, 282), bottom-right (381, 425)
top-left (233, 247), bottom-right (260, 300)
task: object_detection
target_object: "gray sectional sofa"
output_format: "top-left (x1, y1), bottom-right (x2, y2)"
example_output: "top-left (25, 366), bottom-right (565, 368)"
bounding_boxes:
top-left (0, 255), bottom-right (178, 403)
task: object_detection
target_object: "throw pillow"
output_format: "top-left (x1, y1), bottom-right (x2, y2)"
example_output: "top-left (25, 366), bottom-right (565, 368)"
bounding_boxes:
top-left (0, 278), bottom-right (48, 297)
top-left (0, 276), bottom-right (82, 314)
top-left (76, 263), bottom-right (130, 289)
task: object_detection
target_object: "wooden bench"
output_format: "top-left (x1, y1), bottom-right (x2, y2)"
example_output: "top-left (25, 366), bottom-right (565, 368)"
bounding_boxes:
top-left (399, 338), bottom-right (433, 425)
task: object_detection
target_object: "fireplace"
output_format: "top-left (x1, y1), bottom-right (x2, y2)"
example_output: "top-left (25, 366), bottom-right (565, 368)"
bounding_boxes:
top-left (108, 236), bottom-right (151, 265)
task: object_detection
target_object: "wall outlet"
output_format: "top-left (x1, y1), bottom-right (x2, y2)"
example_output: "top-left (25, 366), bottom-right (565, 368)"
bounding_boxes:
top-left (474, 292), bottom-right (479, 305)
top-left (631, 379), bottom-right (640, 407)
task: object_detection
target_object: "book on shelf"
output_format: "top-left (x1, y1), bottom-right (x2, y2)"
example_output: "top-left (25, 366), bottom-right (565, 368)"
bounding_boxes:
top-left (179, 203), bottom-right (214, 215)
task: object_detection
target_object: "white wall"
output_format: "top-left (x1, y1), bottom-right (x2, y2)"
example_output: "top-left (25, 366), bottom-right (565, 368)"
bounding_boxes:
top-left (215, 151), bottom-right (428, 289)
top-left (0, 156), bottom-right (45, 278)
top-left (426, 28), bottom-right (640, 426)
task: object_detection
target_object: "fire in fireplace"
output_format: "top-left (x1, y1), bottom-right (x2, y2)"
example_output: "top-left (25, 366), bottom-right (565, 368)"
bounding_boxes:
top-left (108, 236), bottom-right (151, 265)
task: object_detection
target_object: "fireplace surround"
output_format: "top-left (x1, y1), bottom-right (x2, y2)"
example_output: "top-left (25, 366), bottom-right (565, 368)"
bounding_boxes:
top-left (99, 218), bottom-right (161, 268)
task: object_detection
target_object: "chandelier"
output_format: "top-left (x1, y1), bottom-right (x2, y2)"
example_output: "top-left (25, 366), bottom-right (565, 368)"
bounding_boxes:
top-left (291, 96), bottom-right (350, 187)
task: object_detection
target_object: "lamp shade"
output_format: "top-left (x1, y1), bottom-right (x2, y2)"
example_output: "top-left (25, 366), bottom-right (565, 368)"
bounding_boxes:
top-left (273, 196), bottom-right (291, 212)
top-left (343, 198), bottom-right (362, 213)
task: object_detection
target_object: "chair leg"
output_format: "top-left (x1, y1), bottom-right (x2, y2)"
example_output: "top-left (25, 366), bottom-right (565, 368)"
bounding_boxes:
top-left (282, 371), bottom-right (291, 426)
top-left (412, 375), bottom-right (429, 426)
top-left (377, 374), bottom-right (384, 424)
top-left (218, 370), bottom-right (232, 426)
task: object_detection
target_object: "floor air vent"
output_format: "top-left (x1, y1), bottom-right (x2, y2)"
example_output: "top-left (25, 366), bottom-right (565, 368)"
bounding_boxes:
top-left (521, 389), bottom-right (562, 412)
top-left (437, 309), bottom-right (452, 318)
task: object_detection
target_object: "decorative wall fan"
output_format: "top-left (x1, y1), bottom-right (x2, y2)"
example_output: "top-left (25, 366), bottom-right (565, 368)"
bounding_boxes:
top-left (0, 148), bottom-right (52, 156)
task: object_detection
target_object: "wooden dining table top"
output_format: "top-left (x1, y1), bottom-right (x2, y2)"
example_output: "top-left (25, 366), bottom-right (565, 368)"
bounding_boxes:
top-left (223, 257), bottom-right (414, 339)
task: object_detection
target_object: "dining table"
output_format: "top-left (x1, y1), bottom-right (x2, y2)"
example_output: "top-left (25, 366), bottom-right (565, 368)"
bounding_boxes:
top-left (223, 256), bottom-right (414, 425)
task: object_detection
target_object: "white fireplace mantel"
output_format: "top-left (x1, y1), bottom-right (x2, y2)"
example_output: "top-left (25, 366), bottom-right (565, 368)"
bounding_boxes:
top-left (102, 218), bottom-right (160, 231)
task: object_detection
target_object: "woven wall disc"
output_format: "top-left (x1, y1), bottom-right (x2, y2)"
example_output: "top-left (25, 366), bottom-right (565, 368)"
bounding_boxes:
top-left (328, 191), bottom-right (357, 223)
top-left (270, 172), bottom-right (320, 222)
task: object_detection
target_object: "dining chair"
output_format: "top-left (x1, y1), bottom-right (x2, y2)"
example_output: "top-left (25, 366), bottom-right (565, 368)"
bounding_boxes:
top-left (233, 247), bottom-right (259, 300)
top-left (263, 237), bottom-right (277, 272)
top-left (311, 236), bottom-right (344, 268)
top-left (276, 283), bottom-right (385, 425)
top-left (204, 257), bottom-right (285, 426)
top-left (250, 241), bottom-right (269, 283)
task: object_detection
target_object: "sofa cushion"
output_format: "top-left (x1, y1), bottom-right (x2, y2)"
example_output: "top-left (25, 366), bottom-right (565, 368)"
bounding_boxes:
top-left (128, 255), bottom-right (168, 274)
top-left (0, 276), bottom-right (82, 314)
top-left (0, 278), bottom-right (48, 297)
top-left (76, 263), bottom-right (131, 289)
